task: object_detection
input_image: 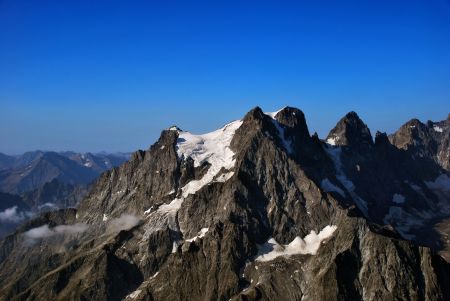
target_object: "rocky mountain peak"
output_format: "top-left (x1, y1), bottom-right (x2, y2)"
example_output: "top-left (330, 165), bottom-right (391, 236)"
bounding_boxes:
top-left (241, 106), bottom-right (266, 124)
top-left (374, 131), bottom-right (390, 146)
top-left (326, 111), bottom-right (373, 149)
top-left (272, 106), bottom-right (310, 140)
top-left (389, 115), bottom-right (450, 170)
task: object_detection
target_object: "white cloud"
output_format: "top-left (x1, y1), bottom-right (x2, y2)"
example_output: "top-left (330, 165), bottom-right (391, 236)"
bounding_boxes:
top-left (0, 206), bottom-right (32, 224)
top-left (107, 214), bottom-right (141, 233)
top-left (23, 223), bottom-right (89, 244)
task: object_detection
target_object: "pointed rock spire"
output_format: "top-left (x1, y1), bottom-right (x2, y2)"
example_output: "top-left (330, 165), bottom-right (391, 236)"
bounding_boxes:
top-left (375, 131), bottom-right (389, 146)
top-left (273, 107), bottom-right (310, 140)
top-left (326, 111), bottom-right (373, 149)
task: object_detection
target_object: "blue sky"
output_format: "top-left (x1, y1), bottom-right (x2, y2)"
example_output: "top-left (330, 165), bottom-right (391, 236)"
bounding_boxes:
top-left (1, 0), bottom-right (449, 154)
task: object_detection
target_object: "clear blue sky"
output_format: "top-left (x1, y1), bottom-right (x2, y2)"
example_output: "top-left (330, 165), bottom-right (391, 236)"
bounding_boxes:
top-left (1, 0), bottom-right (449, 154)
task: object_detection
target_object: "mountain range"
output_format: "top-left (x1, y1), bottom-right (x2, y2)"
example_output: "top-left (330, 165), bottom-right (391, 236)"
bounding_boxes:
top-left (0, 107), bottom-right (449, 300)
top-left (0, 151), bottom-right (129, 237)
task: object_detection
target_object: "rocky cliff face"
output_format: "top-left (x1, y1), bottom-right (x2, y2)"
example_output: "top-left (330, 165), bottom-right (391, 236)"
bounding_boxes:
top-left (0, 107), bottom-right (449, 301)
top-left (22, 179), bottom-right (88, 211)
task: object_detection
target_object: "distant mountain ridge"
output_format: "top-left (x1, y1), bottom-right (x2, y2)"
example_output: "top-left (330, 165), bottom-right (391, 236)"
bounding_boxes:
top-left (0, 151), bottom-right (130, 238)
top-left (0, 151), bottom-right (130, 195)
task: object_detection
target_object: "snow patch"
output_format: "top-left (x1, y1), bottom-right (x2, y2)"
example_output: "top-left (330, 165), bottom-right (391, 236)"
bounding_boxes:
top-left (150, 271), bottom-right (159, 279)
top-left (103, 214), bottom-right (109, 222)
top-left (143, 198), bottom-right (183, 236)
top-left (144, 206), bottom-right (154, 215)
top-left (320, 178), bottom-right (345, 197)
top-left (255, 225), bottom-right (337, 262)
top-left (433, 126), bottom-right (443, 133)
top-left (186, 228), bottom-right (209, 242)
top-left (172, 241), bottom-right (180, 253)
top-left (265, 108), bottom-right (284, 119)
top-left (158, 198), bottom-right (183, 214)
top-left (392, 193), bottom-right (406, 204)
top-left (326, 136), bottom-right (339, 146)
top-left (126, 289), bottom-right (142, 299)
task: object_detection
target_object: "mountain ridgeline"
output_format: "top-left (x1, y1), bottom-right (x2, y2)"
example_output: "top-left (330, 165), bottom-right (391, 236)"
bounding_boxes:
top-left (0, 151), bottom-right (129, 235)
top-left (0, 107), bottom-right (449, 301)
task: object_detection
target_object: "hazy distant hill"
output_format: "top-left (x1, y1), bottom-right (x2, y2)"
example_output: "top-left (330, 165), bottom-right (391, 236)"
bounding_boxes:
top-left (0, 151), bottom-right (130, 195)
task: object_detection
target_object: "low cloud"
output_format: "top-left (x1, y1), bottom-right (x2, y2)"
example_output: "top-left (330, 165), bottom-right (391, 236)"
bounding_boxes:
top-left (23, 223), bottom-right (89, 245)
top-left (0, 206), bottom-right (33, 224)
top-left (107, 214), bottom-right (141, 233)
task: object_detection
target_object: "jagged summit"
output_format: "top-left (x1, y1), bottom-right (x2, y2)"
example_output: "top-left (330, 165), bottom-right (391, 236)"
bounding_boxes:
top-left (389, 114), bottom-right (450, 170)
top-left (326, 111), bottom-right (373, 149)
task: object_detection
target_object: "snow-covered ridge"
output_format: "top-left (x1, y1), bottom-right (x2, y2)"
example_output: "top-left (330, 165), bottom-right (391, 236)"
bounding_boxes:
top-left (265, 108), bottom-right (285, 119)
top-left (143, 120), bottom-right (242, 237)
top-left (176, 119), bottom-right (243, 196)
top-left (256, 225), bottom-right (337, 262)
top-left (176, 120), bottom-right (242, 168)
